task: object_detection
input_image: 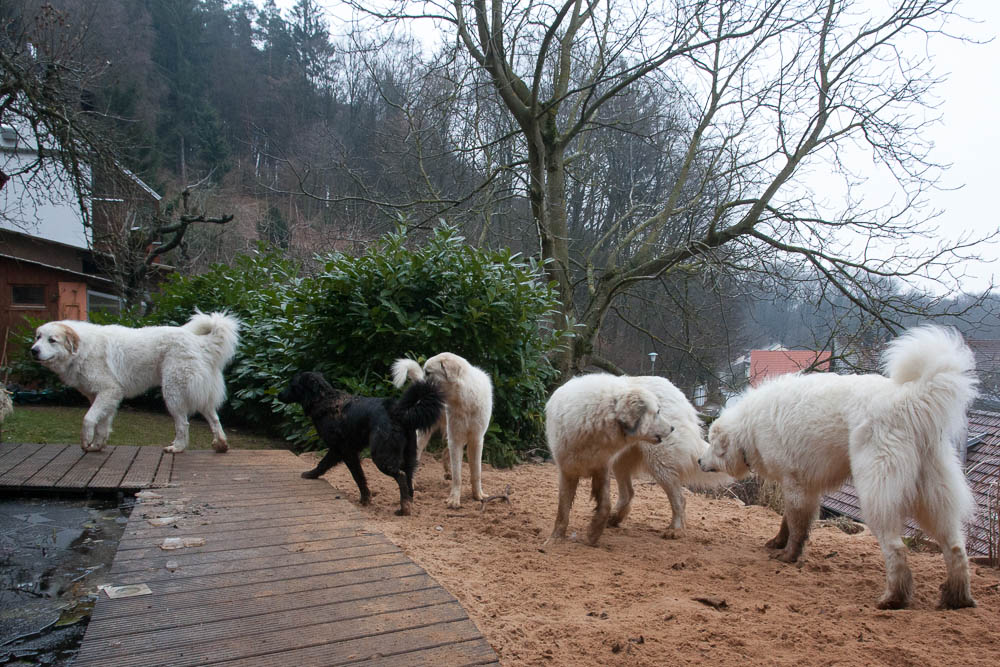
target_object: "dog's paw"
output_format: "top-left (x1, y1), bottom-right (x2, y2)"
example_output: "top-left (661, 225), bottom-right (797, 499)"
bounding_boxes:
top-left (446, 496), bottom-right (462, 510)
top-left (212, 440), bottom-right (229, 453)
top-left (877, 592), bottom-right (911, 610)
top-left (359, 495), bottom-right (373, 506)
top-left (770, 550), bottom-right (799, 564)
top-left (764, 536), bottom-right (788, 550)
top-left (662, 527), bottom-right (685, 540)
top-left (938, 582), bottom-right (976, 610)
top-left (301, 469), bottom-right (322, 479)
top-left (163, 445), bottom-right (186, 454)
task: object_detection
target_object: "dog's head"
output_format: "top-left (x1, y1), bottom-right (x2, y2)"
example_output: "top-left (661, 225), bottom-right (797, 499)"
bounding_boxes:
top-left (701, 419), bottom-right (751, 478)
top-left (277, 371), bottom-right (334, 407)
top-left (31, 322), bottom-right (80, 368)
top-left (423, 352), bottom-right (465, 385)
top-left (616, 387), bottom-right (673, 445)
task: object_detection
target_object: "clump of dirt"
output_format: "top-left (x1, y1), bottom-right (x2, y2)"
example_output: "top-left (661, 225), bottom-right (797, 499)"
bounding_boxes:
top-left (305, 453), bottom-right (1000, 666)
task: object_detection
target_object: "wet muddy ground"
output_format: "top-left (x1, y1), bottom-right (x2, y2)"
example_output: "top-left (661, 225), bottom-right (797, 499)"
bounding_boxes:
top-left (0, 496), bottom-right (132, 665)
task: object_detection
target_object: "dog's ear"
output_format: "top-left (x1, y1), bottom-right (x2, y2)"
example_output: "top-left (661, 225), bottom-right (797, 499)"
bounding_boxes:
top-left (617, 389), bottom-right (650, 435)
top-left (708, 421), bottom-right (731, 455)
top-left (58, 324), bottom-right (80, 355)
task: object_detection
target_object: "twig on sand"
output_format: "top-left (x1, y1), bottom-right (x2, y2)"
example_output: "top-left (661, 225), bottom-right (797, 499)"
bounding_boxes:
top-left (480, 484), bottom-right (512, 510)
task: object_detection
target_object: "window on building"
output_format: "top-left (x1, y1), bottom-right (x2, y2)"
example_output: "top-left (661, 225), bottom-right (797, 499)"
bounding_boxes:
top-left (11, 284), bottom-right (46, 308)
top-left (87, 290), bottom-right (122, 315)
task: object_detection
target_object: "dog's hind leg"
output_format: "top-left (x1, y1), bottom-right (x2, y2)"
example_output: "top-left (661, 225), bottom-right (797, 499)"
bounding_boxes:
top-left (914, 460), bottom-right (976, 609)
top-left (391, 471), bottom-right (414, 516)
top-left (467, 429), bottom-right (485, 502)
top-left (608, 446), bottom-right (641, 528)
top-left (854, 434), bottom-right (918, 609)
top-left (546, 469), bottom-right (579, 543)
top-left (445, 426), bottom-right (466, 509)
top-left (586, 467), bottom-right (612, 546)
top-left (765, 516), bottom-right (789, 550)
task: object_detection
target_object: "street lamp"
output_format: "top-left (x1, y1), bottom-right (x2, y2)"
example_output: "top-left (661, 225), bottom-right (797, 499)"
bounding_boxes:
top-left (648, 351), bottom-right (658, 375)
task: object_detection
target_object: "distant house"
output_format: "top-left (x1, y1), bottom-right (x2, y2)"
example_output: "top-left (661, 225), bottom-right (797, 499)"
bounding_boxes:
top-left (0, 124), bottom-right (160, 363)
top-left (824, 408), bottom-right (1000, 559)
top-left (748, 348), bottom-right (832, 387)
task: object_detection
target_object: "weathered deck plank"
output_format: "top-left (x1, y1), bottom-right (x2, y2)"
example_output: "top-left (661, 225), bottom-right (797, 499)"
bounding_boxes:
top-left (0, 444), bottom-right (65, 486)
top-left (71, 449), bottom-right (497, 666)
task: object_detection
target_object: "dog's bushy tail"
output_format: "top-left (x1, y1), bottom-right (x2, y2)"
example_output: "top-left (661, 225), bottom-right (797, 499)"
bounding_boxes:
top-left (881, 324), bottom-right (978, 520)
top-left (882, 324), bottom-right (977, 409)
top-left (391, 380), bottom-right (444, 433)
top-left (184, 310), bottom-right (241, 370)
top-left (391, 358), bottom-right (425, 387)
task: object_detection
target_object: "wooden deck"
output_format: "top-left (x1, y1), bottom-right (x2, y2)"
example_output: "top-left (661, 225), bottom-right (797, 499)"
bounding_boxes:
top-left (0, 444), bottom-right (498, 666)
top-left (0, 442), bottom-right (172, 492)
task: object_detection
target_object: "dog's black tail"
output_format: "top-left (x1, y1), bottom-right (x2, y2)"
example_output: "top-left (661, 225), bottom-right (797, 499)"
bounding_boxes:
top-left (390, 380), bottom-right (444, 433)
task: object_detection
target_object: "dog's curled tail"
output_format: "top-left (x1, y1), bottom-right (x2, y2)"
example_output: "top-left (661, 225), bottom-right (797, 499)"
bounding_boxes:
top-left (184, 310), bottom-right (242, 369)
top-left (883, 323), bottom-right (978, 453)
top-left (882, 325), bottom-right (977, 397)
top-left (391, 358), bottom-right (425, 388)
top-left (391, 380), bottom-right (444, 433)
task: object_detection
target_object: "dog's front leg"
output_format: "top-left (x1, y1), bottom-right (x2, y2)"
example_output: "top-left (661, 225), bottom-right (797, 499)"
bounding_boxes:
top-left (343, 454), bottom-right (372, 505)
top-left (81, 392), bottom-right (121, 452)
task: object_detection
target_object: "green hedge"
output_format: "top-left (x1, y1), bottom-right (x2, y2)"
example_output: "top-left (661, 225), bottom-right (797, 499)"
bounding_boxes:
top-left (122, 224), bottom-right (565, 466)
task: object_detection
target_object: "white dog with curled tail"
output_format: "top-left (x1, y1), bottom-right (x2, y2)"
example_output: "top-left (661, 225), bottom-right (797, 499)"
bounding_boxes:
top-left (392, 352), bottom-right (494, 509)
top-left (699, 325), bottom-right (978, 610)
top-left (32, 311), bottom-right (240, 454)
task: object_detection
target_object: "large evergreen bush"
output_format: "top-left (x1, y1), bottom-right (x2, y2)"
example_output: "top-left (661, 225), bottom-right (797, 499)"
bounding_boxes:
top-left (135, 225), bottom-right (564, 465)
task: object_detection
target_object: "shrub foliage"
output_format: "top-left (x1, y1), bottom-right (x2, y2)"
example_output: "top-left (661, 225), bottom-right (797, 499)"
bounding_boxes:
top-left (121, 225), bottom-right (563, 465)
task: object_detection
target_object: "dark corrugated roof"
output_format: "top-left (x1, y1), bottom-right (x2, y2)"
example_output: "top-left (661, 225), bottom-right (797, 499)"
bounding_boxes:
top-left (821, 408), bottom-right (1000, 557)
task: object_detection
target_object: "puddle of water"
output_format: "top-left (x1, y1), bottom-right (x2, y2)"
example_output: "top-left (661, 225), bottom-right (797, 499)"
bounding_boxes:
top-left (0, 496), bottom-right (133, 665)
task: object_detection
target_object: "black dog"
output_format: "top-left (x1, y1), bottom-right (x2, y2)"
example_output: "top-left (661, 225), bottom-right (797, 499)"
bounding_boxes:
top-left (278, 371), bottom-right (443, 515)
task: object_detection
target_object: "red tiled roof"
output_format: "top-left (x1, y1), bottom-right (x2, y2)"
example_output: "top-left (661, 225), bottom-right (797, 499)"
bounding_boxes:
top-left (822, 408), bottom-right (1000, 557)
top-left (748, 349), bottom-right (832, 387)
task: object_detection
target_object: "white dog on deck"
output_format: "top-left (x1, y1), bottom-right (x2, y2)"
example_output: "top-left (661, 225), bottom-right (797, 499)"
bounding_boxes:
top-left (392, 352), bottom-right (493, 509)
top-left (699, 325), bottom-right (978, 610)
top-left (31, 311), bottom-right (240, 454)
top-left (544, 373), bottom-right (675, 546)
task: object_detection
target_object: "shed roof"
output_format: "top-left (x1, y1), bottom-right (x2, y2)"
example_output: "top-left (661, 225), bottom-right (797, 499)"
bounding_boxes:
top-left (822, 408), bottom-right (1000, 557)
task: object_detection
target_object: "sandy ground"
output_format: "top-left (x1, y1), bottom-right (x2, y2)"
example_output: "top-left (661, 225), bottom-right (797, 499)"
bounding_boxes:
top-left (302, 452), bottom-right (1000, 666)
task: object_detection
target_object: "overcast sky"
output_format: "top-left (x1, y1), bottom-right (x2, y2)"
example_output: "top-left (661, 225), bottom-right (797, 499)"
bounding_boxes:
top-left (918, 0), bottom-right (1000, 293)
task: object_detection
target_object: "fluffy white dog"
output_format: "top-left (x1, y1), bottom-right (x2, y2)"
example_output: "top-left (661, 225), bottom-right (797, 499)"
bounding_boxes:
top-left (545, 373), bottom-right (675, 546)
top-left (608, 376), bottom-right (730, 539)
top-left (32, 311), bottom-right (240, 454)
top-left (699, 325), bottom-right (978, 610)
top-left (392, 352), bottom-right (493, 509)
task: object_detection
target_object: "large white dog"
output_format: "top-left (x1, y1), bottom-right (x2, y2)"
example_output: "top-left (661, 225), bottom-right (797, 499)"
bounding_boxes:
top-left (32, 311), bottom-right (240, 454)
top-left (545, 373), bottom-right (675, 546)
top-left (699, 325), bottom-right (978, 610)
top-left (608, 376), bottom-right (730, 539)
top-left (392, 352), bottom-right (493, 509)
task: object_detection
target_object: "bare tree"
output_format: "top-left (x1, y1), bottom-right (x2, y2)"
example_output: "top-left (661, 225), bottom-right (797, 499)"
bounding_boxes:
top-left (341, 0), bottom-right (995, 379)
top-left (91, 178), bottom-right (234, 310)
top-left (0, 1), bottom-right (118, 229)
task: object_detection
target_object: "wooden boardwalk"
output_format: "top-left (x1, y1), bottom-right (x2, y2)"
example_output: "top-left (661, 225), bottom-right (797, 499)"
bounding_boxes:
top-left (0, 444), bottom-right (498, 666)
top-left (0, 442), bottom-right (172, 492)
